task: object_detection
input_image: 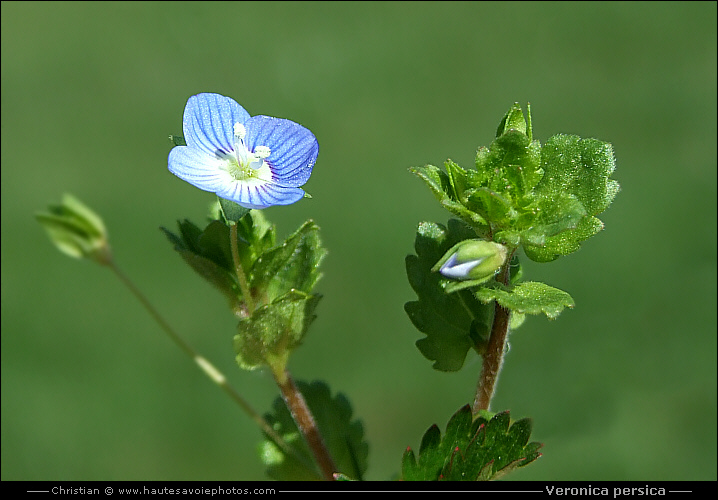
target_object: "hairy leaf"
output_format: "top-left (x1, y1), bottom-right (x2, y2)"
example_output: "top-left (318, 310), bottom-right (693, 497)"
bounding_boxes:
top-left (411, 103), bottom-right (618, 263)
top-left (410, 165), bottom-right (489, 233)
top-left (474, 281), bottom-right (574, 319)
top-left (251, 220), bottom-right (327, 302)
top-left (234, 290), bottom-right (321, 370)
top-left (405, 220), bottom-right (493, 371)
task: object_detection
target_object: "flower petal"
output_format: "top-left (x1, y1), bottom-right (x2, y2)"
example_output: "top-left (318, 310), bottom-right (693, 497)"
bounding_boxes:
top-left (244, 115), bottom-right (318, 187)
top-left (168, 146), bottom-right (232, 193)
top-left (215, 180), bottom-right (306, 209)
top-left (182, 93), bottom-right (251, 158)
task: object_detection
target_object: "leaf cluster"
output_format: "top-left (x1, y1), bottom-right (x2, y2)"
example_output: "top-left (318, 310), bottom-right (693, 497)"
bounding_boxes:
top-left (162, 207), bottom-right (327, 370)
top-left (402, 405), bottom-right (542, 481)
top-left (405, 219), bottom-right (574, 371)
top-left (411, 103), bottom-right (619, 262)
top-left (405, 103), bottom-right (618, 370)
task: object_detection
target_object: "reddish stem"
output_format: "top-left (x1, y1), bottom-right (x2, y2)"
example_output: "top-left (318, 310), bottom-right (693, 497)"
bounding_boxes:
top-left (472, 253), bottom-right (514, 413)
top-left (274, 370), bottom-right (337, 481)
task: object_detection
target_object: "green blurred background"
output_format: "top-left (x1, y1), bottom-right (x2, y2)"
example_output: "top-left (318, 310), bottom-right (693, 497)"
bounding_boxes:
top-left (2, 1), bottom-right (715, 481)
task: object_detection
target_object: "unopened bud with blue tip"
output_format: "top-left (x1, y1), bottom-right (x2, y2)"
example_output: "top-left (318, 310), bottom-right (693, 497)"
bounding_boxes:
top-left (432, 239), bottom-right (508, 282)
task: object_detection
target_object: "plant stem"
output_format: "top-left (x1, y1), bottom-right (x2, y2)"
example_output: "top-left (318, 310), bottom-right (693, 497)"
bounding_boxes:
top-left (229, 222), bottom-right (255, 314)
top-left (227, 217), bottom-right (334, 479)
top-left (472, 255), bottom-right (513, 413)
top-left (273, 368), bottom-right (337, 481)
top-left (105, 259), bottom-right (302, 463)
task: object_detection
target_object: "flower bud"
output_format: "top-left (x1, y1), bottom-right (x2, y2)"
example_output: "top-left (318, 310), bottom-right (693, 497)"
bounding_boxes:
top-left (36, 193), bottom-right (112, 265)
top-left (432, 239), bottom-right (507, 281)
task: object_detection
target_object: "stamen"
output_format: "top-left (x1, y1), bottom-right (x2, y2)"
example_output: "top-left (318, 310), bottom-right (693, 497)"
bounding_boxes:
top-left (232, 122), bottom-right (250, 167)
top-left (233, 123), bottom-right (246, 140)
top-left (229, 121), bottom-right (271, 172)
top-left (254, 146), bottom-right (271, 159)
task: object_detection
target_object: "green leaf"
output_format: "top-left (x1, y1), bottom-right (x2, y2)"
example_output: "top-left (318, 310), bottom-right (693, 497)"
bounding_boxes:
top-left (535, 134), bottom-right (619, 216)
top-left (401, 405), bottom-right (542, 481)
top-left (509, 133), bottom-right (619, 262)
top-left (236, 209), bottom-right (277, 269)
top-left (474, 125), bottom-right (543, 203)
top-left (444, 159), bottom-right (469, 200)
top-left (495, 102), bottom-right (530, 139)
top-left (520, 193), bottom-right (587, 241)
top-left (218, 197), bottom-right (251, 224)
top-left (521, 215), bottom-right (604, 263)
top-left (474, 281), bottom-right (574, 319)
top-left (259, 380), bottom-right (368, 481)
top-left (251, 220), bottom-right (326, 302)
top-left (466, 187), bottom-right (518, 227)
top-left (161, 211), bottom-right (278, 310)
top-left (234, 290), bottom-right (321, 371)
top-left (405, 220), bottom-right (494, 371)
top-left (409, 165), bottom-right (489, 233)
top-left (161, 220), bottom-right (242, 309)
top-left (412, 104), bottom-right (618, 265)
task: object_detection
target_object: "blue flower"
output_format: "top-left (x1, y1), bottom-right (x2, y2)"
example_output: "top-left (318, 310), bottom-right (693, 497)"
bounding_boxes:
top-left (168, 93), bottom-right (318, 209)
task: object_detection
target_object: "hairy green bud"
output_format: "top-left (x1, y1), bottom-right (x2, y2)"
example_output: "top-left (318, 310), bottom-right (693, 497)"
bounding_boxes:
top-left (36, 194), bottom-right (112, 265)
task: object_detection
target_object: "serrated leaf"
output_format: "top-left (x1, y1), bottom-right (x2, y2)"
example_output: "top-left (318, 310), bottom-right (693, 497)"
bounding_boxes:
top-left (518, 193), bottom-right (587, 242)
top-left (404, 301), bottom-right (477, 371)
top-left (162, 219), bottom-right (237, 273)
top-left (466, 187), bottom-right (517, 227)
top-left (410, 165), bottom-right (489, 232)
top-left (260, 380), bottom-right (368, 481)
top-left (251, 220), bottom-right (327, 302)
top-left (165, 240), bottom-right (240, 309)
top-left (474, 281), bottom-right (574, 319)
top-left (234, 290), bottom-right (321, 370)
top-left (161, 211), bottom-right (281, 309)
top-left (509, 133), bottom-right (618, 261)
top-left (161, 221), bottom-right (241, 309)
top-left (522, 215), bottom-right (604, 263)
top-left (401, 405), bottom-right (542, 481)
top-left (474, 126), bottom-right (543, 202)
top-left (195, 220), bottom-right (236, 270)
top-left (536, 134), bottom-right (618, 216)
top-left (405, 220), bottom-right (494, 371)
top-left (413, 104), bottom-right (618, 265)
top-left (409, 165), bottom-right (453, 202)
top-left (444, 159), bottom-right (468, 200)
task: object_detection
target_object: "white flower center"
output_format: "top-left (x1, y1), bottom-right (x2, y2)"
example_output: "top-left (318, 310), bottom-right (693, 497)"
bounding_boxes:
top-left (223, 122), bottom-right (272, 182)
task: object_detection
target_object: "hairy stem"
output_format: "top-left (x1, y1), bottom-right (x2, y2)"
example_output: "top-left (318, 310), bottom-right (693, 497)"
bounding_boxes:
top-left (105, 260), bottom-right (302, 464)
top-left (228, 215), bottom-right (334, 478)
top-left (273, 368), bottom-right (337, 481)
top-left (229, 222), bottom-right (255, 314)
top-left (472, 253), bottom-right (514, 413)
